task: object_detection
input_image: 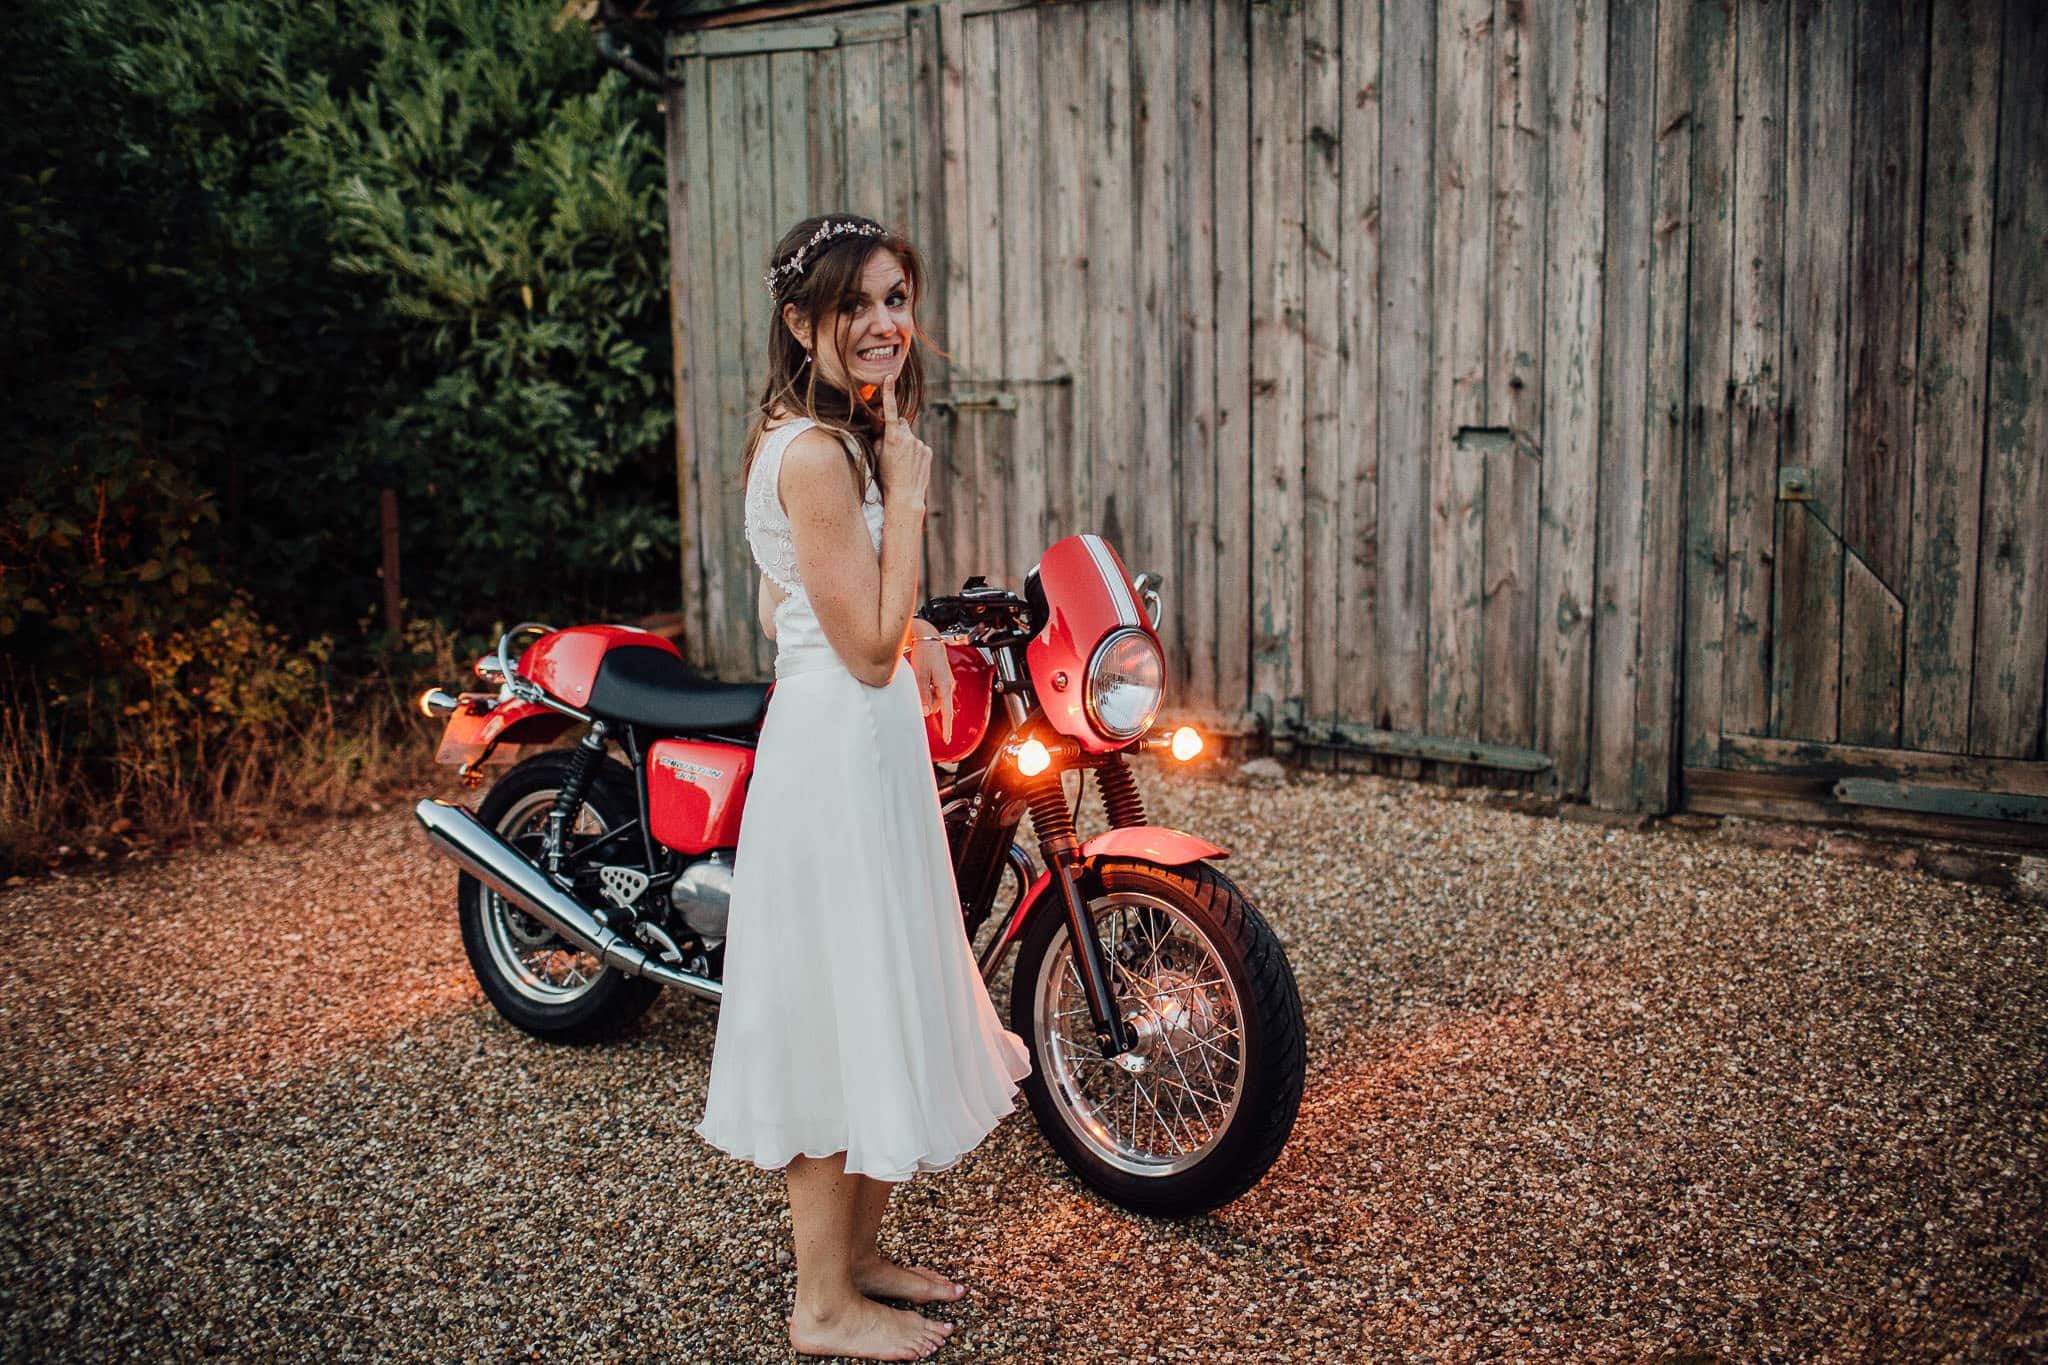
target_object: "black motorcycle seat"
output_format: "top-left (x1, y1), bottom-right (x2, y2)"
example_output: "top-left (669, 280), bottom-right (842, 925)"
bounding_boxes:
top-left (582, 645), bottom-right (770, 734)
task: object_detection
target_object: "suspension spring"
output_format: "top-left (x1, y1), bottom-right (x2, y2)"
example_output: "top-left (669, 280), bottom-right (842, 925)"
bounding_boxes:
top-left (544, 727), bottom-right (607, 874)
top-left (1094, 753), bottom-right (1147, 828)
top-left (1023, 771), bottom-right (1076, 846)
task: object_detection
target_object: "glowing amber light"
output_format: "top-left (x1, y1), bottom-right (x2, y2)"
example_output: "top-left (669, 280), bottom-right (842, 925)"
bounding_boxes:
top-left (1014, 738), bottom-right (1053, 777)
top-left (418, 688), bottom-right (441, 719)
top-left (1170, 726), bottom-right (1204, 761)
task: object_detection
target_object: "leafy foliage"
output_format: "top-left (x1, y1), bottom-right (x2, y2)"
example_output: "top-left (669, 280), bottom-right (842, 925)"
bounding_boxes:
top-left (0, 0), bottom-right (678, 863)
top-left (3, 0), bottom-right (677, 658)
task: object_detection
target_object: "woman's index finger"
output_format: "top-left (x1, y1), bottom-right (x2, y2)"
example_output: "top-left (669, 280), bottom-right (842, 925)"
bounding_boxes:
top-left (881, 376), bottom-right (898, 425)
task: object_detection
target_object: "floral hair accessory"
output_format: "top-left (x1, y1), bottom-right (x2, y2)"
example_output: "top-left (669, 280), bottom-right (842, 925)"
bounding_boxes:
top-left (763, 220), bottom-right (886, 297)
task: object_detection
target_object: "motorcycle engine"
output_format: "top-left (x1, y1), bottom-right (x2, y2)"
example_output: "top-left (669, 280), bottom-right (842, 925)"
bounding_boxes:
top-left (670, 853), bottom-right (734, 946)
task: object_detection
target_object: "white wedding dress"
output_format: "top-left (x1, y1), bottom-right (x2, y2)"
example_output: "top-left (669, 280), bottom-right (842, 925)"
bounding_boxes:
top-left (694, 416), bottom-right (1031, 1181)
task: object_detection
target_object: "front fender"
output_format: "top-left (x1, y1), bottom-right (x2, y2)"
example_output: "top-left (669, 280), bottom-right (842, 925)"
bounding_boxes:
top-left (977, 825), bottom-right (1229, 985)
top-left (1079, 825), bottom-right (1228, 866)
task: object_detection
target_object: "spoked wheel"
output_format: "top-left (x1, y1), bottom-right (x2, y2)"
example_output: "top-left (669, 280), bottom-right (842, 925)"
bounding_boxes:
top-left (457, 750), bottom-right (660, 1042)
top-left (1010, 858), bottom-right (1305, 1216)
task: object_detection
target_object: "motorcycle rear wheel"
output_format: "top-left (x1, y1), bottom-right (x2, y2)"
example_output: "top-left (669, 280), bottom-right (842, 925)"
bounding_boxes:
top-left (457, 750), bottom-right (661, 1042)
top-left (1009, 857), bottom-right (1305, 1217)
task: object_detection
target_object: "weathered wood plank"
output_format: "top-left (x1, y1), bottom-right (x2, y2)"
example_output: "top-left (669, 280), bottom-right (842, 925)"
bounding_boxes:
top-left (1039, 1), bottom-right (1092, 548)
top-left (1973, 1), bottom-right (2048, 758)
top-left (736, 55), bottom-right (779, 678)
top-left (1535, 0), bottom-right (1606, 796)
top-left (1680, 0), bottom-right (1734, 767)
top-left (1085, 1), bottom-right (1136, 567)
top-left (705, 58), bottom-right (748, 677)
top-left (805, 46), bottom-right (844, 210)
top-left (1250, 0), bottom-right (1307, 716)
top-left (1720, 0), bottom-right (1785, 749)
top-left (1722, 0), bottom-right (1787, 741)
top-left (1213, 0), bottom-right (1254, 713)
top-left (1176, 0), bottom-right (1219, 711)
top-left (1378, 0), bottom-right (1434, 734)
top-left (1682, 766), bottom-right (2048, 848)
top-left (1427, 0), bottom-right (1491, 740)
top-left (1840, 0), bottom-right (1926, 743)
top-left (928, 2), bottom-right (972, 593)
top-left (1841, 544), bottom-right (1905, 746)
top-left (1903, 0), bottom-right (2000, 751)
top-left (959, 11), bottom-right (1007, 586)
top-left (1771, 0), bottom-right (1851, 741)
top-left (668, 48), bottom-right (709, 667)
top-left (1336, 0), bottom-right (1383, 727)
top-left (838, 42), bottom-right (886, 228)
top-left (1721, 731), bottom-right (2048, 796)
top-left (996, 7), bottom-right (1047, 589)
top-left (1303, 0), bottom-right (1342, 725)
top-left (769, 49), bottom-right (810, 229)
top-left (879, 31), bottom-right (916, 243)
top-left (1634, 0), bottom-right (1695, 811)
top-left (1483, 0), bottom-right (1543, 750)
top-left (1590, 0), bottom-right (1657, 808)
top-left (1133, 0), bottom-right (1180, 611)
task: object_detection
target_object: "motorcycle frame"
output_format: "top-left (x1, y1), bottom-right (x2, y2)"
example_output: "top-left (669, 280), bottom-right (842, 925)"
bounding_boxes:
top-left (466, 615), bottom-right (1172, 1061)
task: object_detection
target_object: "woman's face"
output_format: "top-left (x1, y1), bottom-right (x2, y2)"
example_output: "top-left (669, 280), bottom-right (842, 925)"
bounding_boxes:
top-left (795, 248), bottom-right (912, 393)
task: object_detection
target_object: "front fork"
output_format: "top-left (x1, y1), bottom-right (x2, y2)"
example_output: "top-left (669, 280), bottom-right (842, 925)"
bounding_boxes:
top-left (1022, 772), bottom-right (1137, 1058)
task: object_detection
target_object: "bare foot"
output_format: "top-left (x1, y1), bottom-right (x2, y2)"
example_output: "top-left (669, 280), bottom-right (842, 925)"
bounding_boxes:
top-left (853, 1253), bottom-right (966, 1304)
top-left (789, 1297), bottom-right (953, 1360)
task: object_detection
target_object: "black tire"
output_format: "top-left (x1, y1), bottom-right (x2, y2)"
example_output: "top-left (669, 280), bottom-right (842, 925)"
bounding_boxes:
top-left (457, 750), bottom-right (662, 1042)
top-left (1008, 858), bottom-right (1306, 1217)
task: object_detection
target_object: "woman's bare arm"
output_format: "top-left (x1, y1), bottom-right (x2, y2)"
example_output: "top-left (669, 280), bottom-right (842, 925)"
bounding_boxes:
top-left (757, 574), bottom-right (787, 641)
top-left (780, 428), bottom-right (928, 686)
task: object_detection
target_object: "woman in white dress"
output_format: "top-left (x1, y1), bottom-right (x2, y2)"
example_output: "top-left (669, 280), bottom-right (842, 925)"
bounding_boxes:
top-left (694, 214), bottom-right (1032, 1362)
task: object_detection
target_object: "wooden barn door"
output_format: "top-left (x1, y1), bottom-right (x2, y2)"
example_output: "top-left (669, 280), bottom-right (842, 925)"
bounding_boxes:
top-left (1680, 0), bottom-right (2048, 840)
top-left (666, 9), bottom-right (946, 680)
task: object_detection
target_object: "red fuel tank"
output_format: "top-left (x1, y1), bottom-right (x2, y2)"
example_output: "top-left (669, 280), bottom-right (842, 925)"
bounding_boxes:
top-left (519, 625), bottom-right (681, 709)
top-left (922, 643), bottom-right (996, 763)
top-left (647, 738), bottom-right (754, 854)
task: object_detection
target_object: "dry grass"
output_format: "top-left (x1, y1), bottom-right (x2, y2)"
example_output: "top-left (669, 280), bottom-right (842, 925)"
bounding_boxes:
top-left (0, 670), bottom-right (439, 877)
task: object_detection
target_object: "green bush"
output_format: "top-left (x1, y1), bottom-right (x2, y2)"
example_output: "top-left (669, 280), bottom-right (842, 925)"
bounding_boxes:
top-left (0, 0), bottom-right (678, 866)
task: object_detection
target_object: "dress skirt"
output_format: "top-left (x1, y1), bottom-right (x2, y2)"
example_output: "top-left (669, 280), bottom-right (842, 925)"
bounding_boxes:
top-left (694, 646), bottom-right (1032, 1182)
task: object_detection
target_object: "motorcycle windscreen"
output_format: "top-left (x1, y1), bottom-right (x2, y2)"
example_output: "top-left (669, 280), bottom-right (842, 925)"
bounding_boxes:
top-left (1024, 534), bottom-right (1160, 754)
top-left (647, 739), bottom-right (755, 855)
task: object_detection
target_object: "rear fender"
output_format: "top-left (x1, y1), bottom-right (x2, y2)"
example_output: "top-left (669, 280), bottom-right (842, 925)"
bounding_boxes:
top-left (976, 825), bottom-right (1228, 985)
top-left (433, 699), bottom-right (579, 767)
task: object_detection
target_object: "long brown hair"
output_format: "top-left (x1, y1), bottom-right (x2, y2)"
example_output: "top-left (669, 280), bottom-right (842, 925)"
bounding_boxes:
top-left (742, 214), bottom-right (930, 499)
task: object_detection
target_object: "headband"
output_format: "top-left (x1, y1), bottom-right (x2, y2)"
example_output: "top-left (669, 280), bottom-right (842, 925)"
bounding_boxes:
top-left (762, 220), bottom-right (886, 297)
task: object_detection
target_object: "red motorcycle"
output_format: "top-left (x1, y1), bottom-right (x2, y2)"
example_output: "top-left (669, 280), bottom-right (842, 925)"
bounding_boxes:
top-left (415, 533), bottom-right (1304, 1215)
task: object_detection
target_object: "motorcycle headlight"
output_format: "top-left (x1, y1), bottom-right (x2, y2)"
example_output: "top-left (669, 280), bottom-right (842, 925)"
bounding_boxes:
top-left (1085, 628), bottom-right (1164, 741)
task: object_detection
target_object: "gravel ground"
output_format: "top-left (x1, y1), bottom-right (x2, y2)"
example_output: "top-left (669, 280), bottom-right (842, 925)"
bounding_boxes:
top-left (2, 760), bottom-right (2044, 1363)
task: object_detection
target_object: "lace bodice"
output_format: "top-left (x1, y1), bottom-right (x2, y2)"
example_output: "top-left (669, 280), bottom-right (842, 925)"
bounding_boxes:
top-left (744, 417), bottom-right (885, 676)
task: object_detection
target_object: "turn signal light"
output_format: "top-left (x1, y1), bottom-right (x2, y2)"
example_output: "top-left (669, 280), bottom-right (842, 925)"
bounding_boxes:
top-left (1169, 726), bottom-right (1204, 761)
top-left (418, 688), bottom-right (459, 719)
top-left (1014, 738), bottom-right (1053, 777)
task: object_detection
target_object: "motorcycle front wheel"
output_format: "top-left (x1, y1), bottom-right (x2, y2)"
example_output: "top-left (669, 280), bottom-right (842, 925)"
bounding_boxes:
top-left (1009, 857), bottom-right (1306, 1217)
top-left (456, 750), bottom-right (661, 1042)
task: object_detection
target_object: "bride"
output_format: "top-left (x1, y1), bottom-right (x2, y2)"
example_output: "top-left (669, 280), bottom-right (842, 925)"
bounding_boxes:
top-left (694, 214), bottom-right (1031, 1362)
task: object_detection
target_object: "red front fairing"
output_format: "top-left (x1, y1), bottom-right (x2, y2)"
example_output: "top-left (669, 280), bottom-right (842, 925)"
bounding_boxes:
top-left (519, 624), bottom-right (681, 709)
top-left (1025, 535), bottom-right (1159, 754)
top-left (647, 738), bottom-right (754, 854)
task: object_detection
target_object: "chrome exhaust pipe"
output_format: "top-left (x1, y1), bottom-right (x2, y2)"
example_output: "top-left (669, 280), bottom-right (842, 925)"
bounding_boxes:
top-left (414, 798), bottom-right (723, 1004)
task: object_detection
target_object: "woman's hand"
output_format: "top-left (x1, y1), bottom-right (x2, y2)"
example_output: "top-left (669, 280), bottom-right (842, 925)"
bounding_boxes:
top-left (879, 376), bottom-right (930, 515)
top-left (906, 620), bottom-right (955, 741)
